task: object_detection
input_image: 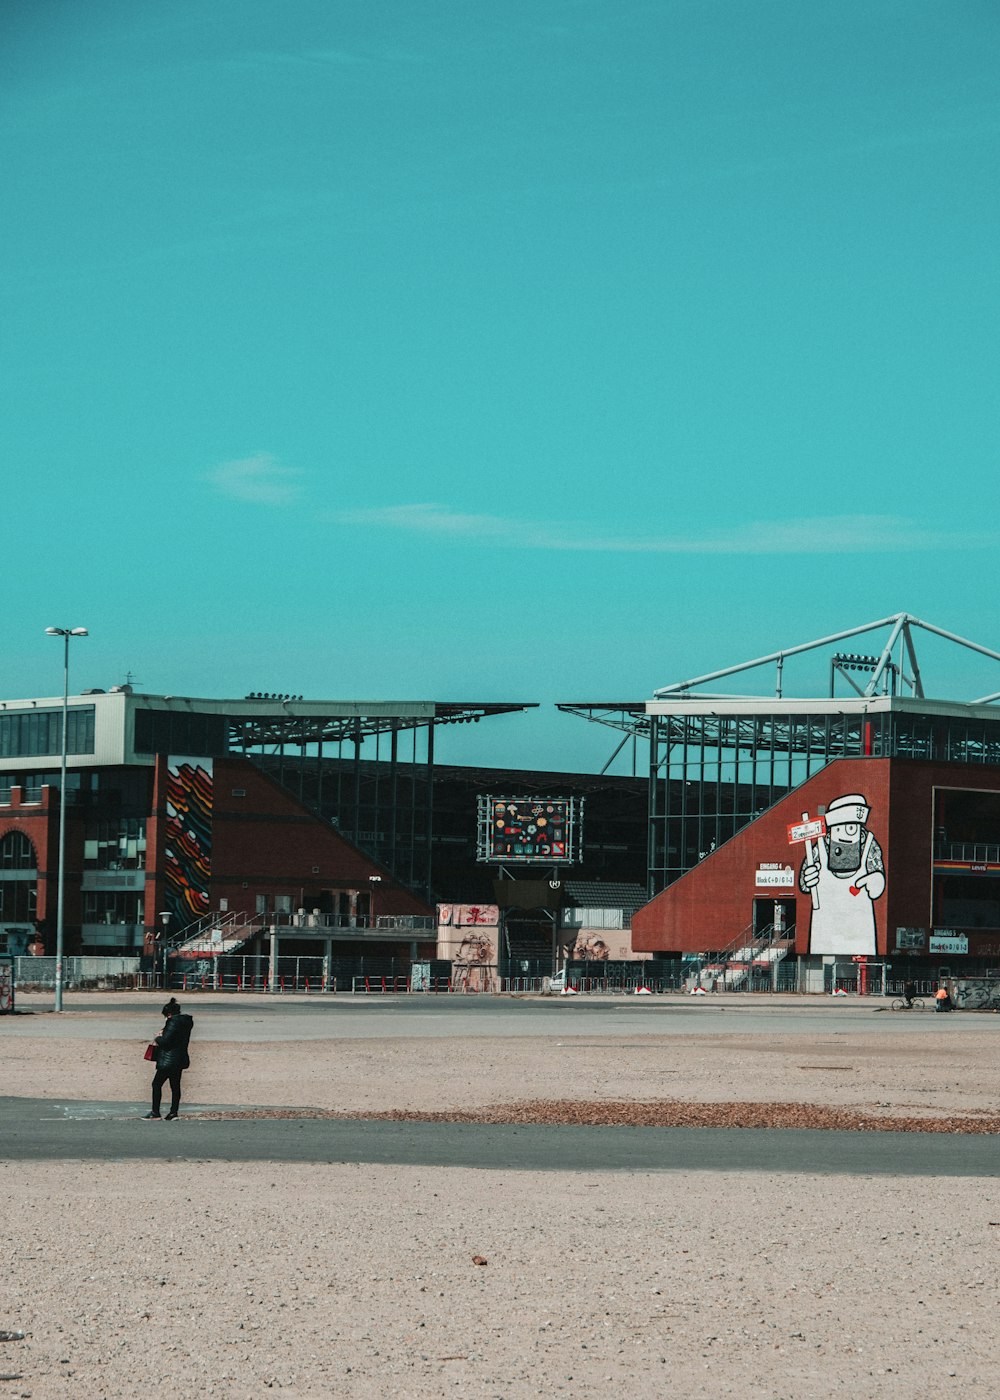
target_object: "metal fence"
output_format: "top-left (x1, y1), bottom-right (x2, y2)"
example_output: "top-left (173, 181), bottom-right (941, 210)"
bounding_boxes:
top-left (11, 953), bottom-right (958, 999)
top-left (566, 974), bottom-right (685, 994)
top-left (168, 952), bottom-right (436, 996)
top-left (13, 956), bottom-right (151, 990)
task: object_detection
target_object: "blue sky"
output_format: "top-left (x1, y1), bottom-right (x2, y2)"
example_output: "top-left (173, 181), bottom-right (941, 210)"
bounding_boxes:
top-left (3, 0), bottom-right (999, 771)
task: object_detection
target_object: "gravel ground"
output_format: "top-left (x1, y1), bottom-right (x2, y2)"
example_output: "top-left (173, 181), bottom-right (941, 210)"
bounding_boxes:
top-left (3, 994), bottom-right (1000, 1398)
top-left (5, 993), bottom-right (1000, 1123)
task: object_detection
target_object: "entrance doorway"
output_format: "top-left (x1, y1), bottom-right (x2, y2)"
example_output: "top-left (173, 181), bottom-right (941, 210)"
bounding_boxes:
top-left (753, 897), bottom-right (796, 939)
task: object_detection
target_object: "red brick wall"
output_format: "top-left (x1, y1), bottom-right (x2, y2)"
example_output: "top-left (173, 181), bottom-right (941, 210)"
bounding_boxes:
top-left (145, 756), bottom-right (432, 925)
top-left (632, 758), bottom-right (891, 955)
top-left (632, 757), bottom-right (1000, 958)
top-left (884, 760), bottom-right (1000, 956)
top-left (0, 785), bottom-right (84, 935)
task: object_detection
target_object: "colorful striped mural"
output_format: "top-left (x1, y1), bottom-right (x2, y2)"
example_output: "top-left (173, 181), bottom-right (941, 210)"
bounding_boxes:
top-left (163, 757), bottom-right (213, 928)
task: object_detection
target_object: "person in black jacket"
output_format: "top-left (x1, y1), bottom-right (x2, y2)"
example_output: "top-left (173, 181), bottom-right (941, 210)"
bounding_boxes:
top-left (145, 998), bottom-right (194, 1120)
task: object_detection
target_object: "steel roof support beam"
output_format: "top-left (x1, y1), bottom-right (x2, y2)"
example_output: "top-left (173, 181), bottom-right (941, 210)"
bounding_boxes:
top-left (556, 703), bottom-right (649, 739)
top-left (863, 614), bottom-right (907, 697)
top-left (652, 614), bottom-right (903, 696)
top-left (901, 621), bottom-right (925, 698)
top-left (652, 612), bottom-right (1000, 702)
top-left (907, 616), bottom-right (1000, 667)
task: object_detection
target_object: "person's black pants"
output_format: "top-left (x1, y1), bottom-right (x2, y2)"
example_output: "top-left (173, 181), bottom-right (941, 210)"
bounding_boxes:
top-left (151, 1065), bottom-right (184, 1115)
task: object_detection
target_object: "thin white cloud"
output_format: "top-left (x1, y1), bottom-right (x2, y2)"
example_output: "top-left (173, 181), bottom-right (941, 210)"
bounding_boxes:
top-left (329, 505), bottom-right (998, 556)
top-left (228, 47), bottom-right (371, 71)
top-left (207, 453), bottom-right (305, 506)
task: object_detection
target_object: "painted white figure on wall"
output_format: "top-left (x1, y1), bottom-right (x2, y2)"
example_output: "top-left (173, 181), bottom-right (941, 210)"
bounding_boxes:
top-left (799, 793), bottom-right (885, 955)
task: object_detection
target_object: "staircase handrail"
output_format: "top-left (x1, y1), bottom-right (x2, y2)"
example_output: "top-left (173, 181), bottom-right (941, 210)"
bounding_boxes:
top-left (705, 921), bottom-right (771, 965)
top-left (167, 910), bottom-right (267, 953)
top-left (701, 922), bottom-right (802, 990)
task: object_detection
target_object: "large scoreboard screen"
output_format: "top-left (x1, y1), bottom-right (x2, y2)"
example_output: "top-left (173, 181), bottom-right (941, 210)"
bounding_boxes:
top-left (477, 795), bottom-right (583, 865)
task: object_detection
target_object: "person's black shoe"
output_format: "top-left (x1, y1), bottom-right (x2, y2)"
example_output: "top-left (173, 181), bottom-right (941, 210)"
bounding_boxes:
top-left (143, 1112), bottom-right (161, 1120)
top-left (164, 1112), bottom-right (179, 1120)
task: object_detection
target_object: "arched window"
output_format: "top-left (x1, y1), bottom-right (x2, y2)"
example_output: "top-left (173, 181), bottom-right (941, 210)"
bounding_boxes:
top-left (0, 831), bottom-right (38, 926)
top-left (0, 831), bottom-right (36, 870)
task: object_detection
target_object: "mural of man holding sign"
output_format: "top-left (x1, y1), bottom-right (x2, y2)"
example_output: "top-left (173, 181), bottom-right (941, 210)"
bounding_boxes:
top-left (795, 794), bottom-right (885, 956)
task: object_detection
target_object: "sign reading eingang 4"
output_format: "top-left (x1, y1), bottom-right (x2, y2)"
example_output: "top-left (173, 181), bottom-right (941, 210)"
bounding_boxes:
top-left (477, 795), bottom-right (583, 865)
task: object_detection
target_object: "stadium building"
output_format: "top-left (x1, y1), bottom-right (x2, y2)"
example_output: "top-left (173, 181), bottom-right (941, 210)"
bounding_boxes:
top-left (0, 686), bottom-right (649, 980)
top-left (560, 614), bottom-right (1000, 990)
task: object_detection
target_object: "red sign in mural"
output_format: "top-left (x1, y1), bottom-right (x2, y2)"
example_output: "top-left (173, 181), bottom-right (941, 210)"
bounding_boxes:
top-left (788, 816), bottom-right (826, 844)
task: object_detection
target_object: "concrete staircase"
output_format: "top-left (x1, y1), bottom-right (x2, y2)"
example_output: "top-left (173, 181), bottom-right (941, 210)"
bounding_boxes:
top-left (700, 923), bottom-right (795, 990)
top-left (168, 911), bottom-right (267, 959)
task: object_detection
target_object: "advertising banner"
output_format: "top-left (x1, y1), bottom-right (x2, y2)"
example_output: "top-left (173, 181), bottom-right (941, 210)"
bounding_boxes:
top-left (895, 927), bottom-right (926, 950)
top-left (478, 795), bottom-right (582, 864)
top-left (437, 904), bottom-right (500, 927)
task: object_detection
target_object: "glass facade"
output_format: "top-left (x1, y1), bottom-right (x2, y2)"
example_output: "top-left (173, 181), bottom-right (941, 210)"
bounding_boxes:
top-left (648, 706), bottom-right (1000, 894)
top-left (83, 817), bottom-right (147, 871)
top-left (134, 709), bottom-right (228, 757)
top-left (0, 706), bottom-right (95, 758)
top-left (0, 832), bottom-right (37, 924)
top-left (0, 767), bottom-right (152, 812)
top-left (83, 890), bottom-right (144, 925)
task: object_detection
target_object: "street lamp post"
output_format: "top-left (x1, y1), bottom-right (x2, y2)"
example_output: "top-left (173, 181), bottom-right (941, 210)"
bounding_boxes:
top-left (45, 626), bottom-right (88, 1013)
top-left (368, 874), bottom-right (382, 929)
top-left (159, 910), bottom-right (172, 990)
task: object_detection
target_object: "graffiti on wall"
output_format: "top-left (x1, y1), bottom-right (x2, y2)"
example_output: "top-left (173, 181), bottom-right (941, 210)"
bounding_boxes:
top-left (799, 793), bottom-right (885, 956)
top-left (952, 980), bottom-right (1000, 1011)
top-left (571, 932), bottom-right (611, 961)
top-left (164, 757), bottom-right (213, 928)
top-left (436, 905), bottom-right (498, 966)
top-left (452, 932), bottom-right (496, 965)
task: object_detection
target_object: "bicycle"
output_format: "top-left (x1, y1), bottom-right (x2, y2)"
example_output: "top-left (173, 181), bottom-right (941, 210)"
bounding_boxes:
top-left (890, 996), bottom-right (925, 1011)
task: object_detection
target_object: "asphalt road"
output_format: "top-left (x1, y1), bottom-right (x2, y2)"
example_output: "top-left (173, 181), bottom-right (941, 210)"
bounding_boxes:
top-left (3, 1097), bottom-right (998, 1176)
top-left (6, 992), bottom-right (991, 1042)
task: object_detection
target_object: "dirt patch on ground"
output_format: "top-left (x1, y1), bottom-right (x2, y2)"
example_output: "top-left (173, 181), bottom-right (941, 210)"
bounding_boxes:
top-left (193, 1099), bottom-right (1000, 1133)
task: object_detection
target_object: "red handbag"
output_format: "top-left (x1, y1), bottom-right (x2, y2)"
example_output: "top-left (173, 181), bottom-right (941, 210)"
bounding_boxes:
top-left (143, 1043), bottom-right (158, 1062)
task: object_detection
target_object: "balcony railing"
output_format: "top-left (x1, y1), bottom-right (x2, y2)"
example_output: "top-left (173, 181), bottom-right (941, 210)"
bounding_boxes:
top-left (936, 842), bottom-right (1000, 865)
top-left (0, 786), bottom-right (44, 805)
top-left (274, 913), bottom-right (436, 933)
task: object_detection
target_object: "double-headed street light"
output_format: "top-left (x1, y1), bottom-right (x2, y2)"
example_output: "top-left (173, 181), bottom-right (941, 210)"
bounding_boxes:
top-left (45, 626), bottom-right (88, 1012)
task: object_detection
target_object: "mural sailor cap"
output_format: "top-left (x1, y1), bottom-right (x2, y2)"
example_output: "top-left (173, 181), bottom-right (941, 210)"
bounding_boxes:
top-left (825, 794), bottom-right (870, 828)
